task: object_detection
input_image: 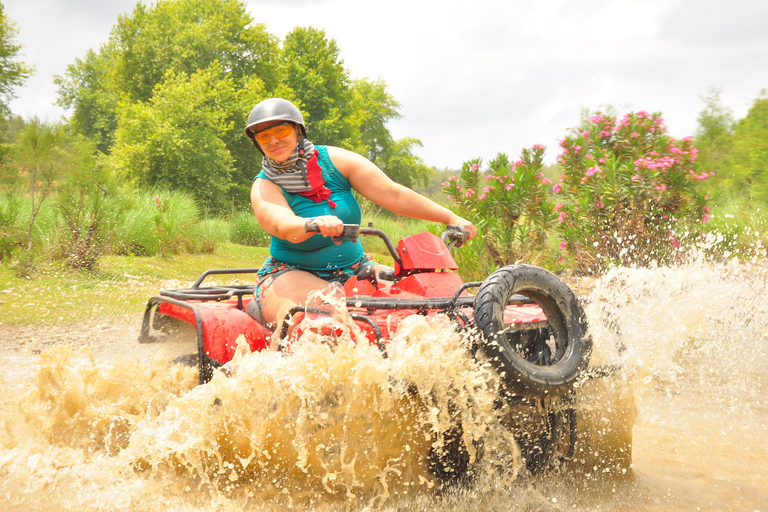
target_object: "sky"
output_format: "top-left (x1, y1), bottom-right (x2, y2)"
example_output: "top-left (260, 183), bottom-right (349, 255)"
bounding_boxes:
top-left (4, 0), bottom-right (768, 169)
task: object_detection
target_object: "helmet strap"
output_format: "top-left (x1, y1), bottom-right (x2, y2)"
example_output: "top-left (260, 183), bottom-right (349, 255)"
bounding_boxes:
top-left (298, 131), bottom-right (305, 156)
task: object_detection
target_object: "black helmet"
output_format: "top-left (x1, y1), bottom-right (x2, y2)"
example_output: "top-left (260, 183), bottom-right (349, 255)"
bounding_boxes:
top-left (244, 98), bottom-right (306, 151)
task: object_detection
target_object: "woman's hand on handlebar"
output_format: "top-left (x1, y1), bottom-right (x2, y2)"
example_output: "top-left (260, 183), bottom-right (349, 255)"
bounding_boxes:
top-left (447, 214), bottom-right (477, 239)
top-left (304, 215), bottom-right (345, 240)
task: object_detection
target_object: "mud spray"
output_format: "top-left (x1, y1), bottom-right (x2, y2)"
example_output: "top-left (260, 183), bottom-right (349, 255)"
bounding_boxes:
top-left (1, 259), bottom-right (767, 511)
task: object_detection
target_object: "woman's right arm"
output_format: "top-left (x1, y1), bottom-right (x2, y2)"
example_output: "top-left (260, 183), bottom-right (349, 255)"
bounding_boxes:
top-left (250, 179), bottom-right (344, 242)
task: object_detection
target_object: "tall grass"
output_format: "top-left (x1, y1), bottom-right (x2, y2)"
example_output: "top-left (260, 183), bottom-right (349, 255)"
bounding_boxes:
top-left (195, 217), bottom-right (230, 253)
top-left (230, 211), bottom-right (270, 246)
top-left (113, 189), bottom-right (202, 256)
top-left (0, 192), bottom-right (23, 260)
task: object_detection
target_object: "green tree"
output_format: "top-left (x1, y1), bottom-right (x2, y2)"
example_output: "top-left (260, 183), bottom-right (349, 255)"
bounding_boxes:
top-left (53, 137), bottom-right (131, 270)
top-left (56, 1), bottom-right (425, 210)
top-left (55, 0), bottom-right (280, 154)
top-left (11, 120), bottom-right (69, 253)
top-left (343, 78), bottom-right (430, 189)
top-left (0, 3), bottom-right (34, 118)
top-left (727, 92), bottom-right (768, 205)
top-left (55, 48), bottom-right (120, 153)
top-left (694, 89), bottom-right (734, 198)
top-left (110, 66), bottom-right (244, 213)
top-left (282, 27), bottom-right (348, 145)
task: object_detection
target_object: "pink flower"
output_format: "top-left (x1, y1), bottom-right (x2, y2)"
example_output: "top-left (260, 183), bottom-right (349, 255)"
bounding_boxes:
top-left (598, 158), bottom-right (605, 164)
top-left (553, 183), bottom-right (562, 194)
top-left (631, 175), bottom-right (641, 182)
top-left (702, 206), bottom-right (711, 213)
top-left (581, 130), bottom-right (589, 137)
top-left (631, 131), bottom-right (639, 138)
top-left (555, 203), bottom-right (564, 211)
top-left (471, 164), bottom-right (479, 171)
top-left (669, 231), bottom-right (680, 248)
top-left (702, 214), bottom-right (711, 223)
top-left (442, 181), bottom-right (449, 187)
top-left (505, 183), bottom-right (514, 191)
top-left (154, 196), bottom-right (161, 207)
top-left (559, 241), bottom-right (568, 251)
top-left (558, 211), bottom-right (568, 224)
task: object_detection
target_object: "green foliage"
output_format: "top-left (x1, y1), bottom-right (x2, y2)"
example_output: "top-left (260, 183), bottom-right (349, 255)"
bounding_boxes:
top-left (9, 119), bottom-right (71, 253)
top-left (0, 4), bottom-right (33, 118)
top-left (442, 147), bottom-right (556, 278)
top-left (553, 111), bottom-right (709, 271)
top-left (110, 65), bottom-right (241, 212)
top-left (694, 89), bottom-right (734, 191)
top-left (727, 92), bottom-right (768, 205)
top-left (0, 190), bottom-right (21, 259)
top-left (54, 1), bottom-right (427, 213)
top-left (110, 0), bottom-right (280, 103)
top-left (229, 210), bottom-right (270, 247)
top-left (150, 190), bottom-right (201, 257)
top-left (342, 79), bottom-right (431, 190)
top-left (55, 48), bottom-right (120, 153)
top-left (112, 189), bottom-right (201, 257)
top-left (52, 139), bottom-right (131, 270)
top-left (56, 0), bottom-right (279, 153)
top-left (282, 26), bottom-right (348, 145)
top-left (195, 217), bottom-right (230, 253)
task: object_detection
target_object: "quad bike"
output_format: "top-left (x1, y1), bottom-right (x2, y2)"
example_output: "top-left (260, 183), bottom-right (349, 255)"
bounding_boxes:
top-left (139, 224), bottom-right (593, 477)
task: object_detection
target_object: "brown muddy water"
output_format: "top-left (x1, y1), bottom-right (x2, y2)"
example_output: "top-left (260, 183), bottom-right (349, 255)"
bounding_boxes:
top-left (0, 260), bottom-right (766, 511)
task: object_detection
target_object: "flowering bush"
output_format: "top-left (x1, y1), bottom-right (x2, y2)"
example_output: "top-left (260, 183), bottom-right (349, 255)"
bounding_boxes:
top-left (553, 111), bottom-right (710, 271)
top-left (442, 146), bottom-right (556, 278)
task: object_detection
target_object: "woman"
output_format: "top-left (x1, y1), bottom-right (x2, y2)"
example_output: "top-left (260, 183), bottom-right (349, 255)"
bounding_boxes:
top-left (246, 98), bottom-right (476, 347)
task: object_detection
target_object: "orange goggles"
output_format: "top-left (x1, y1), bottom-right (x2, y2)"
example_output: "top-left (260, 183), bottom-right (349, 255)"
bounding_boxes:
top-left (253, 123), bottom-right (294, 144)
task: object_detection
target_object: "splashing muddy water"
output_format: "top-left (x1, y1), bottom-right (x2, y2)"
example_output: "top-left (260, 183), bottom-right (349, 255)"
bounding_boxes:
top-left (1, 260), bottom-right (767, 511)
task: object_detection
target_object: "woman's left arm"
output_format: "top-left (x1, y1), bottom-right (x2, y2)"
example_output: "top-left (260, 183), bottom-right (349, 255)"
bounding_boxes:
top-left (328, 146), bottom-right (477, 239)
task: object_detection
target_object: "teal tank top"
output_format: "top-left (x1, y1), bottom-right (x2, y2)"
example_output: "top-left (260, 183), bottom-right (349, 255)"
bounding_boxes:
top-left (256, 145), bottom-right (364, 270)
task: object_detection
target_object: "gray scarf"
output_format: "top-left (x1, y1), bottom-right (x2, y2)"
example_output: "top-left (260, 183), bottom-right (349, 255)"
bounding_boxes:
top-left (261, 139), bottom-right (317, 193)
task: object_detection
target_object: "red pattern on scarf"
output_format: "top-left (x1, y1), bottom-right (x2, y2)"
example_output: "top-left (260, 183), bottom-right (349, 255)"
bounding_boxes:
top-left (297, 150), bottom-right (336, 208)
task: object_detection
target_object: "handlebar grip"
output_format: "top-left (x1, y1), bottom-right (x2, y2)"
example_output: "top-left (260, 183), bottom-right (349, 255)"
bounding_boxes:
top-left (442, 224), bottom-right (469, 249)
top-left (305, 222), bottom-right (360, 242)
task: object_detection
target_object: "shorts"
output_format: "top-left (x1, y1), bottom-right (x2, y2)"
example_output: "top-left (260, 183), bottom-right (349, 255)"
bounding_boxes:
top-left (250, 254), bottom-right (376, 328)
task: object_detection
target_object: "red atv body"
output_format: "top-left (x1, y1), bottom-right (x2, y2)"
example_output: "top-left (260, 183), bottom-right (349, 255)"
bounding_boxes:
top-left (140, 225), bottom-right (589, 393)
top-left (139, 225), bottom-right (593, 475)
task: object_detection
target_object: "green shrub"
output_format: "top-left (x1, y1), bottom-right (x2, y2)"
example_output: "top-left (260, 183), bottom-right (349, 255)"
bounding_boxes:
top-left (442, 148), bottom-right (556, 279)
top-left (553, 111), bottom-right (710, 272)
top-left (0, 192), bottom-right (23, 260)
top-left (114, 189), bottom-right (201, 256)
top-left (229, 211), bottom-right (270, 246)
top-left (195, 217), bottom-right (230, 253)
top-left (114, 194), bottom-right (157, 256)
top-left (152, 190), bottom-right (202, 256)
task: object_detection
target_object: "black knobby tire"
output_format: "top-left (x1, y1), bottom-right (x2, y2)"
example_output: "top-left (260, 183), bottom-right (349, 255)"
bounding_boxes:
top-left (473, 264), bottom-right (591, 397)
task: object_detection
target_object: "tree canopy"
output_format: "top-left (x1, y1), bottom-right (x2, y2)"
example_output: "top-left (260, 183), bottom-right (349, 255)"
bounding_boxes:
top-left (0, 3), bottom-right (33, 118)
top-left (54, 0), bottom-right (429, 213)
top-left (694, 89), bottom-right (768, 207)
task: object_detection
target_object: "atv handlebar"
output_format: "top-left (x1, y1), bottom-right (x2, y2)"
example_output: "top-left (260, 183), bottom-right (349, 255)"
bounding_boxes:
top-left (305, 222), bottom-right (468, 263)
